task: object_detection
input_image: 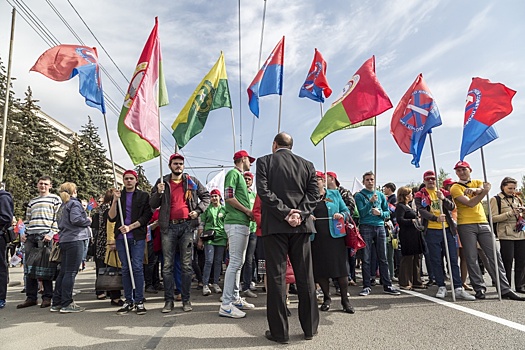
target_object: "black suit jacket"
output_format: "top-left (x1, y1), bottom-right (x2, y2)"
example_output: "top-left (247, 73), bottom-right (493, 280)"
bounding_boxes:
top-left (256, 148), bottom-right (318, 235)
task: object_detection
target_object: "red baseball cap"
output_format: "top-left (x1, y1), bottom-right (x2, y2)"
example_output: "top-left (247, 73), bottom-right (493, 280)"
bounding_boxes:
top-left (210, 189), bottom-right (221, 197)
top-left (233, 150), bottom-right (255, 164)
top-left (326, 171), bottom-right (340, 186)
top-left (244, 171), bottom-right (254, 179)
top-left (123, 170), bottom-right (138, 180)
top-left (169, 153), bottom-right (185, 163)
top-left (423, 170), bottom-right (436, 180)
top-left (442, 178), bottom-right (455, 187)
top-left (316, 171), bottom-right (325, 178)
top-left (454, 161), bottom-right (472, 171)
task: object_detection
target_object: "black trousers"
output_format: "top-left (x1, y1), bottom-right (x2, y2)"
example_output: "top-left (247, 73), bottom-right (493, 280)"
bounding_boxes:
top-left (263, 232), bottom-right (319, 341)
top-left (500, 239), bottom-right (525, 290)
top-left (0, 236), bottom-right (7, 300)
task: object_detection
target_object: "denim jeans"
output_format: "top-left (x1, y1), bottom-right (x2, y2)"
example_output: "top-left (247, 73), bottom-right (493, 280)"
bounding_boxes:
top-left (116, 238), bottom-right (145, 303)
top-left (203, 244), bottom-right (226, 285)
top-left (24, 235), bottom-right (53, 301)
top-left (222, 224), bottom-right (249, 305)
top-left (425, 228), bottom-right (462, 288)
top-left (52, 240), bottom-right (84, 307)
top-left (360, 224), bottom-right (392, 288)
top-left (242, 233), bottom-right (257, 291)
top-left (161, 222), bottom-right (193, 302)
top-left (159, 251), bottom-right (182, 293)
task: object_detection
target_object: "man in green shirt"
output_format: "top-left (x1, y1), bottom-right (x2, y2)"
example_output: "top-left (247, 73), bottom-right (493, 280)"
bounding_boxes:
top-left (219, 150), bottom-right (256, 318)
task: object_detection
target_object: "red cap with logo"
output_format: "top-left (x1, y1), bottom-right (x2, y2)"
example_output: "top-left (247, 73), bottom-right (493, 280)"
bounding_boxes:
top-left (326, 171), bottom-right (340, 186)
top-left (454, 160), bottom-right (472, 171)
top-left (169, 153), bottom-right (184, 164)
top-left (423, 170), bottom-right (436, 180)
top-left (316, 171), bottom-right (325, 178)
top-left (233, 150), bottom-right (255, 164)
top-left (210, 189), bottom-right (221, 197)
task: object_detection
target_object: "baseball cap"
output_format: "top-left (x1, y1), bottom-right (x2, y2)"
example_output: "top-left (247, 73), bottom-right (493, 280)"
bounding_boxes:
top-left (244, 171), bottom-right (254, 179)
top-left (315, 171), bottom-right (325, 178)
top-left (326, 171), bottom-right (340, 186)
top-left (210, 189), bottom-right (221, 197)
top-left (123, 170), bottom-right (138, 180)
top-left (454, 160), bottom-right (472, 171)
top-left (423, 170), bottom-right (436, 180)
top-left (442, 178), bottom-right (455, 187)
top-left (169, 153), bottom-right (185, 163)
top-left (233, 150), bottom-right (255, 164)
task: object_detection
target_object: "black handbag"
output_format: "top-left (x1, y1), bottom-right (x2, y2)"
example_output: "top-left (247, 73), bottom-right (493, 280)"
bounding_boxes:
top-left (200, 229), bottom-right (216, 241)
top-left (49, 242), bottom-right (62, 263)
top-left (1, 225), bottom-right (16, 243)
top-left (96, 251), bottom-right (123, 291)
top-left (26, 241), bottom-right (56, 280)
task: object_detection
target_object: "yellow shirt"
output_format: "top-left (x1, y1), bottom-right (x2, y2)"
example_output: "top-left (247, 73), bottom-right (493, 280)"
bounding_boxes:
top-left (426, 189), bottom-right (449, 229)
top-left (450, 180), bottom-right (487, 225)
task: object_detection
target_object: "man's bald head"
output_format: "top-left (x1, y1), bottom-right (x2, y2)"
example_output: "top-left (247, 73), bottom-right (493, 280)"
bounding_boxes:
top-left (273, 132), bottom-right (293, 151)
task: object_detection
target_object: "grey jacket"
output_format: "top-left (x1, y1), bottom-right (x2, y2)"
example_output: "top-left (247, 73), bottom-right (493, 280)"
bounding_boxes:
top-left (415, 188), bottom-right (457, 235)
top-left (57, 197), bottom-right (91, 243)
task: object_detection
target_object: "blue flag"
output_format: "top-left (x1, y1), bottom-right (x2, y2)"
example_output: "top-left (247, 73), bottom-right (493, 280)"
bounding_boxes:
top-left (299, 48), bottom-right (332, 103)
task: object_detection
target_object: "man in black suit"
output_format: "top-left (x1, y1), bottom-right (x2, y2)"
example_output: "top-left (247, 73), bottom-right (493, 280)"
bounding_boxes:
top-left (256, 132), bottom-right (319, 344)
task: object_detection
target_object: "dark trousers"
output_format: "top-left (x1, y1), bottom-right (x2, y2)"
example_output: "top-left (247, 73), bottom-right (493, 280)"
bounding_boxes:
top-left (94, 257), bottom-right (122, 300)
top-left (0, 236), bottom-right (7, 300)
top-left (241, 233), bottom-right (257, 291)
top-left (398, 254), bottom-right (422, 287)
top-left (500, 239), bottom-right (525, 290)
top-left (52, 240), bottom-right (84, 307)
top-left (24, 235), bottom-right (53, 301)
top-left (263, 232), bottom-right (319, 341)
top-left (144, 240), bottom-right (159, 288)
top-left (192, 246), bottom-right (205, 284)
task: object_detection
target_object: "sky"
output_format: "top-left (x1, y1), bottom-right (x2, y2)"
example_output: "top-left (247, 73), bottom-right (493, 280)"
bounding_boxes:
top-left (1, 0), bottom-right (524, 195)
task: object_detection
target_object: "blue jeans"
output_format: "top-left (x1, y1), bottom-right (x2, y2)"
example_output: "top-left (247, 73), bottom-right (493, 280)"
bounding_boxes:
top-left (424, 228), bottom-right (462, 288)
top-left (116, 238), bottom-right (145, 303)
top-left (203, 244), bottom-right (226, 285)
top-left (242, 233), bottom-right (257, 291)
top-left (222, 224), bottom-right (249, 305)
top-left (360, 224), bottom-right (392, 288)
top-left (52, 240), bottom-right (84, 307)
top-left (161, 222), bottom-right (193, 302)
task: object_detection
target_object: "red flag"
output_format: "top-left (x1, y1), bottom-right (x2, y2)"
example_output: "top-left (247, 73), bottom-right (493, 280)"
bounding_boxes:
top-left (87, 197), bottom-right (98, 210)
top-left (298, 48), bottom-right (332, 102)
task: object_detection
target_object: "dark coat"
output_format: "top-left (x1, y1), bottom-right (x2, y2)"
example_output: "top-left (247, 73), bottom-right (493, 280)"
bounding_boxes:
top-left (108, 188), bottom-right (152, 241)
top-left (395, 203), bottom-right (425, 256)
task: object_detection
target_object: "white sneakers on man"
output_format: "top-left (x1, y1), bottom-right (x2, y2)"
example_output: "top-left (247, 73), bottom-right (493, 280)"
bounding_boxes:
top-left (455, 288), bottom-right (476, 301)
top-left (436, 286), bottom-right (447, 299)
top-left (219, 303), bottom-right (246, 318)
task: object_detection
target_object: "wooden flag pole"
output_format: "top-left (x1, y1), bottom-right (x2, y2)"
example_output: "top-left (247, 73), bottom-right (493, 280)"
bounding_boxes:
top-left (429, 134), bottom-right (456, 301)
top-left (480, 146), bottom-right (502, 301)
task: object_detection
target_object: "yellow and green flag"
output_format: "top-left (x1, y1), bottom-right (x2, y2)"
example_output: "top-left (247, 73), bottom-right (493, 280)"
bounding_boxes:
top-left (172, 52), bottom-right (231, 148)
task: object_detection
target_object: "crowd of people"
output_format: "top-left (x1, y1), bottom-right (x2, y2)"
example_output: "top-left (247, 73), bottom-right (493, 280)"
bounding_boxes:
top-left (1, 133), bottom-right (525, 344)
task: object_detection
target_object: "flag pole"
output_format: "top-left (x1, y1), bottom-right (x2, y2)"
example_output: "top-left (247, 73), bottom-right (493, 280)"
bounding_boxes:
top-left (429, 134), bottom-right (456, 301)
top-left (102, 112), bottom-right (135, 289)
top-left (320, 103), bottom-right (327, 182)
top-left (249, 0), bottom-right (267, 153)
top-left (157, 109), bottom-right (164, 194)
top-left (230, 108), bottom-right (237, 153)
top-left (480, 146), bottom-right (502, 301)
top-left (237, 0), bottom-right (243, 151)
top-left (277, 95), bottom-right (283, 133)
top-left (0, 8), bottom-right (16, 184)
top-left (373, 118), bottom-right (377, 188)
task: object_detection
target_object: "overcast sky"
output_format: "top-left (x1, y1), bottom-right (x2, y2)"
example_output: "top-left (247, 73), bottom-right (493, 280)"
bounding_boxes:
top-left (1, 0), bottom-right (524, 194)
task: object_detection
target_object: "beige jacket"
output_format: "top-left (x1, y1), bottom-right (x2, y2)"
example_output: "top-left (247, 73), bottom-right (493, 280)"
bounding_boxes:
top-left (490, 194), bottom-right (525, 240)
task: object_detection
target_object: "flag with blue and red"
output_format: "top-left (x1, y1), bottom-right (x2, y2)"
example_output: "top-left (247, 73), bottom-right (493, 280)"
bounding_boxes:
top-left (247, 37), bottom-right (284, 117)
top-left (87, 197), bottom-right (98, 211)
top-left (15, 219), bottom-right (25, 235)
top-left (31, 44), bottom-right (106, 114)
top-left (299, 48), bottom-right (332, 103)
top-left (391, 74), bottom-right (442, 168)
top-left (460, 77), bottom-right (516, 160)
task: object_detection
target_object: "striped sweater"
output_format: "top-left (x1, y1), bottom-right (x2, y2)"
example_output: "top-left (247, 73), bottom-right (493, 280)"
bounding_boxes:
top-left (25, 194), bottom-right (62, 237)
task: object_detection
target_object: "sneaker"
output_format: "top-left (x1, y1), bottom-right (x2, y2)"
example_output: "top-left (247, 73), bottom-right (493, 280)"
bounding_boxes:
top-left (135, 302), bottom-right (147, 315)
top-left (316, 289), bottom-right (324, 303)
top-left (436, 286), bottom-right (447, 299)
top-left (391, 276), bottom-right (399, 282)
top-left (212, 284), bottom-right (222, 294)
top-left (202, 285), bottom-right (212, 296)
top-left (161, 301), bottom-right (174, 313)
top-left (145, 286), bottom-right (158, 294)
top-left (455, 288), bottom-right (475, 301)
top-left (383, 286), bottom-right (401, 296)
top-left (117, 301), bottom-right (134, 315)
top-left (370, 279), bottom-right (377, 286)
top-left (241, 289), bottom-right (258, 298)
top-left (50, 305), bottom-right (62, 312)
top-left (182, 301), bottom-right (193, 312)
top-left (233, 297), bottom-right (255, 310)
top-left (359, 287), bottom-right (372, 296)
top-left (250, 281), bottom-right (258, 291)
top-left (0, 300), bottom-right (5, 309)
top-left (60, 303), bottom-right (85, 313)
top-left (219, 303), bottom-right (246, 318)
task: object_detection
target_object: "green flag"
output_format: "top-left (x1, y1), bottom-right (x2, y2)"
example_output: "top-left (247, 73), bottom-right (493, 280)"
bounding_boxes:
top-left (172, 52), bottom-right (231, 148)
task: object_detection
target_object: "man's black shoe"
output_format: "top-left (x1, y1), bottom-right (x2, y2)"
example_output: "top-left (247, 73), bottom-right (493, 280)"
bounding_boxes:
top-left (515, 289), bottom-right (525, 294)
top-left (265, 330), bottom-right (289, 344)
top-left (304, 331), bottom-right (318, 340)
top-left (502, 291), bottom-right (525, 301)
top-left (475, 290), bottom-right (486, 300)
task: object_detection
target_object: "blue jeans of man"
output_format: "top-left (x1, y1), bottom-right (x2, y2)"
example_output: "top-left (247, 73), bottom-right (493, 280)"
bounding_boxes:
top-left (360, 224), bottom-right (392, 288)
top-left (222, 224), bottom-right (249, 305)
top-left (52, 240), bottom-right (84, 307)
top-left (425, 228), bottom-right (462, 289)
top-left (159, 251), bottom-right (182, 294)
top-left (116, 238), bottom-right (145, 303)
top-left (242, 232), bottom-right (257, 291)
top-left (162, 222), bottom-right (193, 302)
top-left (24, 234), bottom-right (53, 301)
top-left (203, 244), bottom-right (226, 285)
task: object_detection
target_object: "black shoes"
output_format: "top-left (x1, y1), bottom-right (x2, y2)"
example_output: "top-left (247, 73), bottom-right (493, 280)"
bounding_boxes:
top-left (162, 301), bottom-right (174, 313)
top-left (502, 291), bottom-right (525, 301)
top-left (265, 330), bottom-right (289, 344)
top-left (515, 289), bottom-right (525, 294)
top-left (475, 290), bottom-right (486, 300)
top-left (320, 300), bottom-right (331, 311)
top-left (342, 303), bottom-right (355, 314)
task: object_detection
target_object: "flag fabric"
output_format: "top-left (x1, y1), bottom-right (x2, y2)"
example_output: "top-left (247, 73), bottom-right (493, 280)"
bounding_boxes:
top-left (247, 37), bottom-right (284, 117)
top-left (299, 48), bottom-right (332, 103)
top-left (206, 169), bottom-right (225, 193)
top-left (31, 44), bottom-right (106, 113)
top-left (310, 56), bottom-right (392, 145)
top-left (118, 17), bottom-right (169, 165)
top-left (390, 74), bottom-right (442, 168)
top-left (87, 197), bottom-right (98, 211)
top-left (333, 217), bottom-right (346, 236)
top-left (14, 219), bottom-right (25, 234)
top-left (171, 52), bottom-right (231, 148)
top-left (351, 177), bottom-right (365, 194)
top-left (460, 77), bottom-right (516, 160)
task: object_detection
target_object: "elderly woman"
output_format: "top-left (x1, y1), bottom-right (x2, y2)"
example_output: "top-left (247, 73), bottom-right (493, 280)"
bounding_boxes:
top-left (491, 177), bottom-right (525, 293)
top-left (311, 172), bottom-right (354, 313)
top-left (51, 182), bottom-right (91, 313)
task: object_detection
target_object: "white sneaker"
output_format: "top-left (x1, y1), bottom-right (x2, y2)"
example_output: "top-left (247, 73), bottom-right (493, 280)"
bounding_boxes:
top-left (202, 284), bottom-right (211, 296)
top-left (219, 303), bottom-right (246, 318)
top-left (455, 288), bottom-right (475, 301)
top-left (233, 297), bottom-right (255, 310)
top-left (212, 284), bottom-right (222, 293)
top-left (436, 286), bottom-right (447, 299)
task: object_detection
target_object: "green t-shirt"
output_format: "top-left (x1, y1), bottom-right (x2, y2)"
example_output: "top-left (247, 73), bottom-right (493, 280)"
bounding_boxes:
top-left (200, 204), bottom-right (227, 246)
top-left (224, 168), bottom-right (251, 226)
top-left (248, 191), bottom-right (257, 233)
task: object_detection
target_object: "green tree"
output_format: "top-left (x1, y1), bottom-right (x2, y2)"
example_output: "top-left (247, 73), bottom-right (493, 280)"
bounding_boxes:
top-left (57, 138), bottom-right (89, 199)
top-left (135, 165), bottom-right (152, 192)
top-left (437, 167), bottom-right (449, 188)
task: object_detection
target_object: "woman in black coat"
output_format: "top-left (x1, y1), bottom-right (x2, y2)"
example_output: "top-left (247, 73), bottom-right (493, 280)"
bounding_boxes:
top-left (395, 186), bottom-right (426, 290)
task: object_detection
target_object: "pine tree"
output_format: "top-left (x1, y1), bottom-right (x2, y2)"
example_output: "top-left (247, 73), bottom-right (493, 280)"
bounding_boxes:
top-left (57, 138), bottom-right (90, 199)
top-left (135, 165), bottom-right (152, 192)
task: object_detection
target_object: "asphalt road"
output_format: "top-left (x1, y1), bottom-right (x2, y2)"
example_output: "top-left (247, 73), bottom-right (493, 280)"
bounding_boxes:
top-left (1, 262), bottom-right (525, 349)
